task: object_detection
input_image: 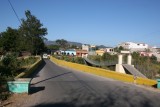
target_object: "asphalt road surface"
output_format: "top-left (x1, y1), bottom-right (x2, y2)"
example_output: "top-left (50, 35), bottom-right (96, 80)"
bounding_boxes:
top-left (23, 59), bottom-right (160, 107)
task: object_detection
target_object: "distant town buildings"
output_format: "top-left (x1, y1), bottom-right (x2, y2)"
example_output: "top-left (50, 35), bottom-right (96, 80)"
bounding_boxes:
top-left (118, 42), bottom-right (148, 52)
top-left (52, 41), bottom-right (160, 62)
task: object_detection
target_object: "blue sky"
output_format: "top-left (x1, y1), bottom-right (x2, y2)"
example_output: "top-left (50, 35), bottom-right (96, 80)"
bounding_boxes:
top-left (0, 0), bottom-right (160, 47)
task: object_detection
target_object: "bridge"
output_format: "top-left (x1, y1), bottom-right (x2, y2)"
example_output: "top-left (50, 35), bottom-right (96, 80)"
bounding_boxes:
top-left (17, 59), bottom-right (159, 107)
top-left (83, 55), bottom-right (147, 78)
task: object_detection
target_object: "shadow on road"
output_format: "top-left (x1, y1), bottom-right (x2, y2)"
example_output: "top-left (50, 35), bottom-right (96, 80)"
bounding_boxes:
top-left (29, 86), bottom-right (45, 95)
top-left (32, 93), bottom-right (156, 107)
top-left (32, 84), bottom-right (159, 107)
top-left (26, 60), bottom-right (46, 95)
top-left (31, 72), bottom-right (72, 85)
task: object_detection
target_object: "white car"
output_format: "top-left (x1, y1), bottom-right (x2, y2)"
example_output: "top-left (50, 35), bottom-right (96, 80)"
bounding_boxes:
top-left (43, 54), bottom-right (48, 59)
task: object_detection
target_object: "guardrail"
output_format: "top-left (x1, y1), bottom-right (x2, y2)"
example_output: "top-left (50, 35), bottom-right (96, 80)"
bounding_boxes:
top-left (50, 56), bottom-right (157, 86)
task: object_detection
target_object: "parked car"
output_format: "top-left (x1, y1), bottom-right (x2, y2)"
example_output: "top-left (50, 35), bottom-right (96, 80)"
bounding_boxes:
top-left (43, 54), bottom-right (49, 59)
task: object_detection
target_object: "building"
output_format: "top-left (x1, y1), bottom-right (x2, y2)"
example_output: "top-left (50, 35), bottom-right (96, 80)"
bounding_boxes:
top-left (82, 44), bottom-right (90, 51)
top-left (118, 42), bottom-right (148, 52)
top-left (139, 51), bottom-right (153, 57)
top-left (82, 44), bottom-right (96, 52)
top-left (60, 49), bottom-right (76, 56)
top-left (105, 47), bottom-right (114, 53)
top-left (96, 49), bottom-right (105, 56)
top-left (54, 50), bottom-right (61, 55)
top-left (76, 50), bottom-right (88, 57)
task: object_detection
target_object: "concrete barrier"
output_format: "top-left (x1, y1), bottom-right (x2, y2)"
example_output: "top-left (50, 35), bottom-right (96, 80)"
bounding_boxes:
top-left (15, 56), bottom-right (42, 78)
top-left (7, 78), bottom-right (31, 93)
top-left (157, 79), bottom-right (160, 89)
top-left (50, 56), bottom-right (157, 86)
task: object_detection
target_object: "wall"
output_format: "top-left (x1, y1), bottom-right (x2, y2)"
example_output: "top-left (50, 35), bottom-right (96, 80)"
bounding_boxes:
top-left (15, 56), bottom-right (42, 78)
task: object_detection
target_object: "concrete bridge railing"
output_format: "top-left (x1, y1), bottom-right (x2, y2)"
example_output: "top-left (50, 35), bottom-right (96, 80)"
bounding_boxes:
top-left (50, 56), bottom-right (157, 87)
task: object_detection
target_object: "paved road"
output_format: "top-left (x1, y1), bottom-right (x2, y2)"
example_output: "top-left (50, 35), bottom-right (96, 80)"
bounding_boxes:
top-left (24, 59), bottom-right (160, 107)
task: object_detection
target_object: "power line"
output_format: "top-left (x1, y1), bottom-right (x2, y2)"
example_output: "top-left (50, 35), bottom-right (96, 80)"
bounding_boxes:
top-left (8, 0), bottom-right (21, 24)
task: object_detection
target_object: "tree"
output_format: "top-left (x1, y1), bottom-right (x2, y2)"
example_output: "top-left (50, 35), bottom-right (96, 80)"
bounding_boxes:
top-left (47, 45), bottom-right (60, 50)
top-left (0, 27), bottom-right (20, 52)
top-left (114, 46), bottom-right (124, 53)
top-left (70, 45), bottom-right (77, 49)
top-left (56, 39), bottom-right (68, 50)
top-left (19, 10), bottom-right (47, 55)
top-left (150, 55), bottom-right (157, 63)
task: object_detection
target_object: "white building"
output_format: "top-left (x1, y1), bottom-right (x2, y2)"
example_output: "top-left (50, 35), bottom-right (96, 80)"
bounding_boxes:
top-left (82, 44), bottom-right (96, 51)
top-left (82, 44), bottom-right (90, 51)
top-left (118, 42), bottom-right (148, 52)
top-left (105, 47), bottom-right (114, 53)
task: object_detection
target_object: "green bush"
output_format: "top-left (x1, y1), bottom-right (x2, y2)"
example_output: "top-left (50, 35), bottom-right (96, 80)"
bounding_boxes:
top-left (0, 54), bottom-right (38, 78)
top-left (0, 77), bottom-right (10, 101)
top-left (74, 57), bottom-right (85, 64)
top-left (0, 54), bottom-right (20, 77)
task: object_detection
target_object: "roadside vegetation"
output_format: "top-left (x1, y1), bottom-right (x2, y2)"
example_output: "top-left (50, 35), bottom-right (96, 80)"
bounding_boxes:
top-left (54, 55), bottom-right (85, 65)
top-left (131, 52), bottom-right (160, 79)
top-left (0, 10), bottom-right (47, 101)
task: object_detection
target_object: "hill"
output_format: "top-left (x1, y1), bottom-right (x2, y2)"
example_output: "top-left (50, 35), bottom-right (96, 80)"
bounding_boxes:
top-left (45, 40), bottom-right (111, 48)
top-left (44, 40), bottom-right (82, 47)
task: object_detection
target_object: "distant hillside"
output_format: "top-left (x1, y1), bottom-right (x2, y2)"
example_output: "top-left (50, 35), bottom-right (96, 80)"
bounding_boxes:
top-left (45, 40), bottom-right (82, 47)
top-left (45, 40), bottom-right (111, 48)
top-left (45, 41), bottom-right (56, 45)
top-left (97, 45), bottom-right (107, 49)
top-left (68, 41), bottom-right (82, 47)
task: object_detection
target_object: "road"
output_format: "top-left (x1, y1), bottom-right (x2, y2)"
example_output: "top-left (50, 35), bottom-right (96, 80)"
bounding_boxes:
top-left (23, 59), bottom-right (160, 107)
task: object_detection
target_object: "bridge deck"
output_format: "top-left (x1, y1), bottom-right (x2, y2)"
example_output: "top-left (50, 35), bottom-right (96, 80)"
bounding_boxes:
top-left (83, 57), bottom-right (116, 67)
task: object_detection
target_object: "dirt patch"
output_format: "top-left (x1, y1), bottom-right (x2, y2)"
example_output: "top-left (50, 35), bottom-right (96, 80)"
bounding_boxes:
top-left (1, 93), bottom-right (30, 107)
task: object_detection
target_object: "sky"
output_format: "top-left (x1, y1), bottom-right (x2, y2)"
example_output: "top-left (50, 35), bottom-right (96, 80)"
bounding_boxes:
top-left (0, 0), bottom-right (160, 47)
